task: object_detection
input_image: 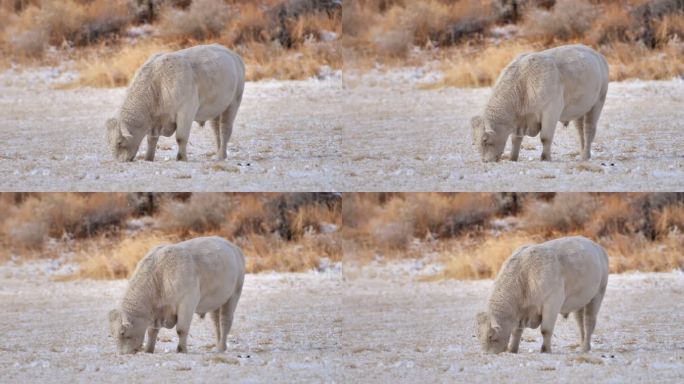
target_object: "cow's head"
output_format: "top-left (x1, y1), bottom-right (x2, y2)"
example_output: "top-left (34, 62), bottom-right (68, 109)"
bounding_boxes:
top-left (471, 116), bottom-right (509, 162)
top-left (108, 309), bottom-right (147, 354)
top-left (475, 311), bottom-right (510, 354)
top-left (106, 118), bottom-right (140, 162)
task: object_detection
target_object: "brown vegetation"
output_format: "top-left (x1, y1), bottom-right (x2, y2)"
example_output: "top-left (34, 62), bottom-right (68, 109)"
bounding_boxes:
top-left (343, 193), bottom-right (684, 279)
top-left (0, 193), bottom-right (342, 279)
top-left (3, 1), bottom-right (683, 86)
top-left (344, 0), bottom-right (684, 86)
top-left (2, 193), bottom-right (682, 281)
top-left (0, 0), bottom-right (341, 84)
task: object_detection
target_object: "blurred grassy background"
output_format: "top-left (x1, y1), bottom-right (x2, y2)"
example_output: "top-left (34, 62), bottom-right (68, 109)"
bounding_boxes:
top-left (0, 0), bottom-right (341, 84)
top-left (341, 193), bottom-right (684, 279)
top-left (342, 0), bottom-right (684, 86)
top-left (2, 192), bottom-right (682, 280)
top-left (0, 192), bottom-right (342, 278)
top-left (1, 1), bottom-right (683, 86)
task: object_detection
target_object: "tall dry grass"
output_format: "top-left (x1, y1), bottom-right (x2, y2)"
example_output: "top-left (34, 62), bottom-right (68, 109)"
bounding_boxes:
top-left (1, 0), bottom-right (341, 84)
top-left (0, 193), bottom-right (342, 279)
top-left (344, 193), bottom-right (684, 279)
top-left (73, 41), bottom-right (172, 87)
top-left (345, 0), bottom-right (684, 86)
top-left (427, 39), bottom-right (684, 88)
top-left (3, 1), bottom-right (682, 85)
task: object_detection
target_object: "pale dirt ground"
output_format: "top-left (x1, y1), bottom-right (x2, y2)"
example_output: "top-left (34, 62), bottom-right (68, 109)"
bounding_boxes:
top-left (0, 68), bottom-right (342, 191)
top-left (341, 264), bottom-right (684, 383)
top-left (0, 261), bottom-right (343, 383)
top-left (341, 74), bottom-right (684, 191)
top-left (1, 259), bottom-right (682, 383)
top-left (2, 68), bottom-right (682, 192)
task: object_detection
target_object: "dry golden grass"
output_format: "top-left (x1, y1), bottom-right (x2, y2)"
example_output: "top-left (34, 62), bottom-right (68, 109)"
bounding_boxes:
top-left (158, 0), bottom-right (230, 42)
top-left (238, 232), bottom-right (341, 273)
top-left (653, 12), bottom-right (684, 46)
top-left (346, 0), bottom-right (684, 87)
top-left (74, 233), bottom-right (176, 280)
top-left (434, 232), bottom-right (542, 280)
top-left (603, 233), bottom-right (682, 273)
top-left (0, 193), bottom-right (342, 279)
top-left (423, 38), bottom-right (684, 88)
top-left (0, 193), bottom-right (130, 245)
top-left (70, 31), bottom-right (340, 87)
top-left (345, 193), bottom-right (684, 280)
top-left (429, 42), bottom-right (540, 88)
top-left (236, 40), bottom-right (341, 81)
top-left (604, 41), bottom-right (684, 82)
top-left (71, 230), bottom-right (342, 280)
top-left (71, 41), bottom-right (172, 87)
top-left (588, 3), bottom-right (636, 46)
top-left (425, 229), bottom-right (684, 281)
top-left (1, 0), bottom-right (341, 84)
top-left (521, 0), bottom-right (595, 44)
top-left (3, 193), bottom-right (682, 280)
top-left (1, 0), bottom-right (129, 59)
top-left (4, 1), bottom-right (681, 86)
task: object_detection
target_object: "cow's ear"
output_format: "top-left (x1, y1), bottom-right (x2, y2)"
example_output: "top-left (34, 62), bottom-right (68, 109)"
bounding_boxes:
top-left (120, 123), bottom-right (133, 139)
top-left (487, 326), bottom-right (499, 342)
top-left (471, 116), bottom-right (483, 129)
top-left (106, 118), bottom-right (118, 132)
top-left (121, 312), bottom-right (132, 329)
top-left (483, 129), bottom-right (495, 145)
top-left (475, 312), bottom-right (488, 326)
top-left (108, 309), bottom-right (120, 323)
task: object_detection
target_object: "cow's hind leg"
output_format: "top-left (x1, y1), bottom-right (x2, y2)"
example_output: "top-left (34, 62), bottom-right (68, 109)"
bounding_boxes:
top-left (210, 309), bottom-right (221, 348)
top-left (581, 104), bottom-right (603, 161)
top-left (217, 87), bottom-right (243, 160)
top-left (581, 89), bottom-right (606, 160)
top-left (218, 280), bottom-right (243, 352)
top-left (582, 291), bottom-right (605, 352)
top-left (574, 118), bottom-right (585, 155)
top-left (208, 117), bottom-right (221, 154)
top-left (574, 308), bottom-right (585, 346)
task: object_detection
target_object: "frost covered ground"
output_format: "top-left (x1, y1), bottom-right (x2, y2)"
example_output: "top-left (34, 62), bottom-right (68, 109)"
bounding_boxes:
top-left (0, 259), bottom-right (343, 383)
top-left (341, 71), bottom-right (684, 191)
top-left (2, 68), bottom-right (682, 191)
top-left (0, 67), bottom-right (342, 191)
top-left (342, 264), bottom-right (684, 382)
top-left (1, 259), bottom-right (682, 383)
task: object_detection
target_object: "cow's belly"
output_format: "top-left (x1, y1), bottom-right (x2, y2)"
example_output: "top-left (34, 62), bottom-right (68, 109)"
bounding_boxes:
top-left (560, 105), bottom-right (591, 121)
top-left (560, 290), bottom-right (596, 313)
top-left (560, 92), bottom-right (599, 121)
top-left (195, 286), bottom-right (233, 313)
top-left (195, 87), bottom-right (236, 121)
top-left (195, 104), bottom-right (227, 122)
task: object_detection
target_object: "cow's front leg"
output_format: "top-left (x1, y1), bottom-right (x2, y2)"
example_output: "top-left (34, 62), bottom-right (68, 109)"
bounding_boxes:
top-left (540, 110), bottom-right (561, 161)
top-left (175, 296), bottom-right (199, 353)
top-left (145, 135), bottom-right (159, 161)
top-left (510, 135), bottom-right (523, 161)
top-left (508, 326), bottom-right (523, 353)
top-left (175, 114), bottom-right (194, 161)
top-left (145, 327), bottom-right (160, 353)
